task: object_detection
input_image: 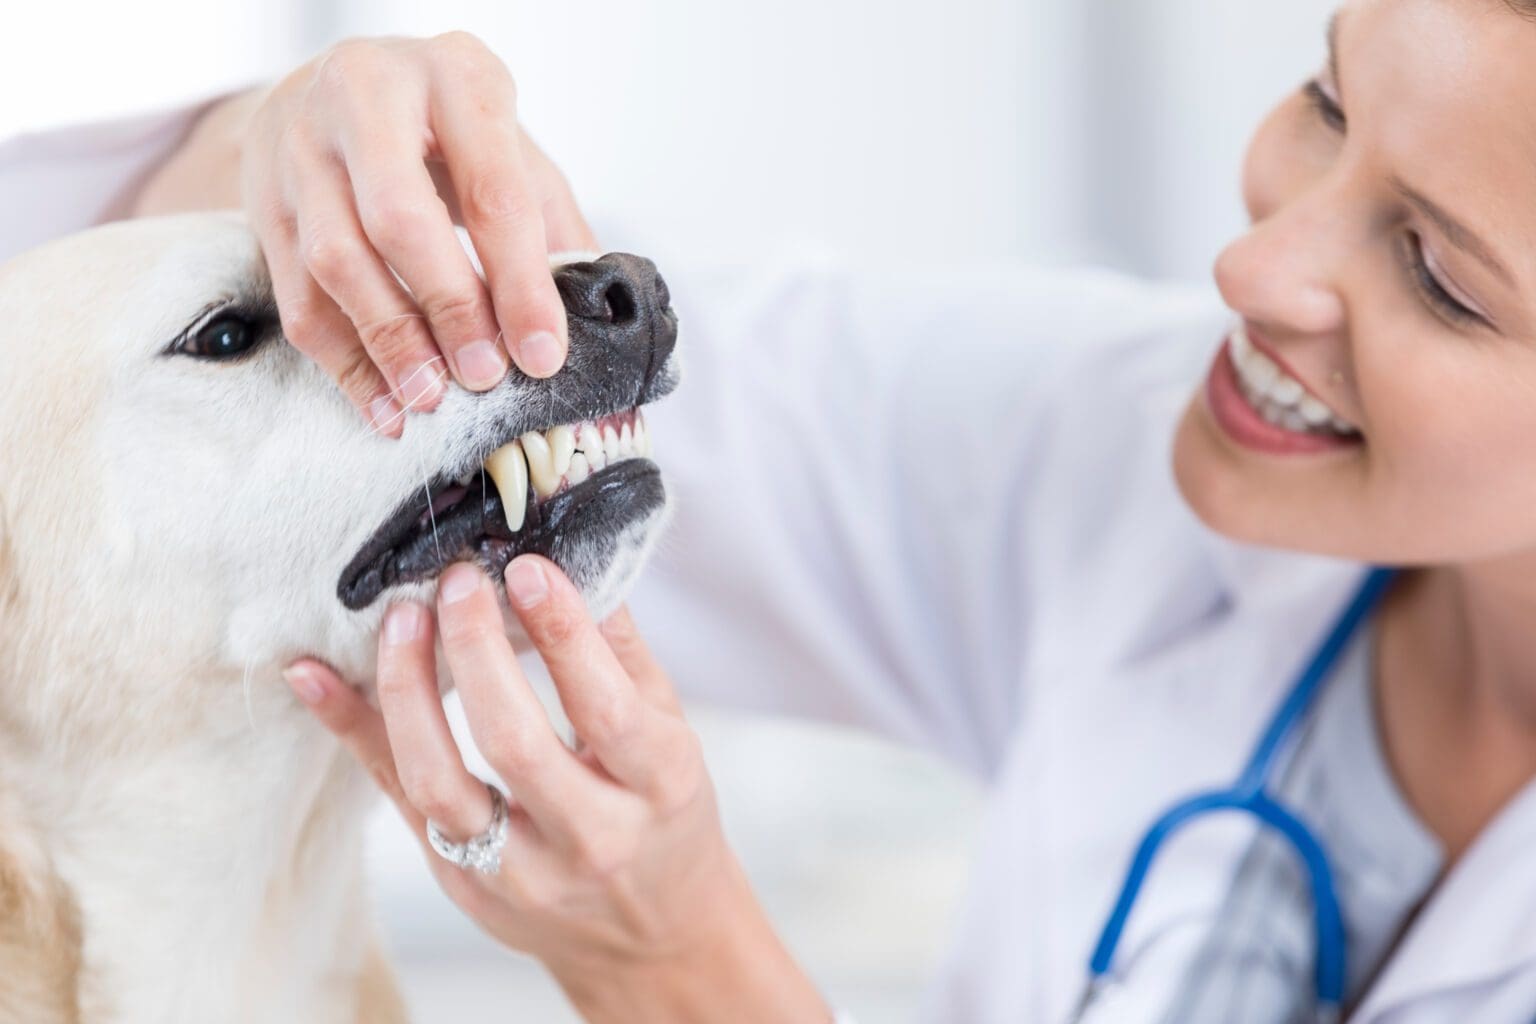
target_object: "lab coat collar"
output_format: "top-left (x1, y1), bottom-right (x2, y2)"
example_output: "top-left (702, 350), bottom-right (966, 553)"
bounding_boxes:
top-left (1171, 431), bottom-right (1536, 1015)
top-left (1351, 773), bottom-right (1536, 1020)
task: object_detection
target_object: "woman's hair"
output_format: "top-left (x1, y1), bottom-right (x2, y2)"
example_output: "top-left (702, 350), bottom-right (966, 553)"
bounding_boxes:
top-left (1510, 0), bottom-right (1536, 17)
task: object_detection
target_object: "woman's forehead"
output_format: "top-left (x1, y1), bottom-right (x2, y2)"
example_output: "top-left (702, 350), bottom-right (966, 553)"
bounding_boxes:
top-left (1340, 0), bottom-right (1536, 274)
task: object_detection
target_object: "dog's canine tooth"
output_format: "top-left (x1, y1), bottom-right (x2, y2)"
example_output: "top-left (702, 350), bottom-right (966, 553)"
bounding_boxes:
top-left (619, 421), bottom-right (634, 456)
top-left (634, 416), bottom-right (650, 457)
top-left (602, 424), bottom-right (621, 464)
top-left (521, 430), bottom-right (561, 497)
top-left (578, 422), bottom-right (605, 471)
top-left (548, 425), bottom-right (576, 478)
top-left (484, 441), bottom-right (529, 531)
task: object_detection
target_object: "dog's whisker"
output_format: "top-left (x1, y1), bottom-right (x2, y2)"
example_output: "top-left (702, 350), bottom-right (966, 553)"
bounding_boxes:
top-left (356, 311), bottom-right (428, 333)
top-left (375, 363), bottom-right (450, 432)
top-left (412, 442), bottom-right (445, 566)
top-left (242, 655), bottom-right (258, 735)
top-left (394, 355), bottom-right (448, 409)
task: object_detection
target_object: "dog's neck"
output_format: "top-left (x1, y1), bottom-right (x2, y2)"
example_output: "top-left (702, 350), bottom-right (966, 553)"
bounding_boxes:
top-left (3, 662), bottom-right (384, 1024)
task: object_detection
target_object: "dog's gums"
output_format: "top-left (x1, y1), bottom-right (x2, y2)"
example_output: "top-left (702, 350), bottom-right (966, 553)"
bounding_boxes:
top-left (335, 455), bottom-right (665, 611)
top-left (484, 408), bottom-right (653, 530)
top-left (336, 410), bottom-right (664, 611)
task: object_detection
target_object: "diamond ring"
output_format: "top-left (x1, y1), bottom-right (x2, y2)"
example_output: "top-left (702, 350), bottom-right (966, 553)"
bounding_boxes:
top-left (426, 784), bottom-right (508, 875)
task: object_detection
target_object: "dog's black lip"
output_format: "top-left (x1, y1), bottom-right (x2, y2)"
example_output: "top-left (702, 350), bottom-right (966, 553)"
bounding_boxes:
top-left (337, 453), bottom-right (662, 611)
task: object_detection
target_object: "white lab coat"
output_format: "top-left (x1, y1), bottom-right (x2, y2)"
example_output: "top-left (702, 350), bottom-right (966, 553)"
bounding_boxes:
top-left (7, 100), bottom-right (1536, 1024)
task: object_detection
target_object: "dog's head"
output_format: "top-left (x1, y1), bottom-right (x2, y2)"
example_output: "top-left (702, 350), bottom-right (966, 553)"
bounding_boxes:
top-left (0, 211), bottom-right (678, 711)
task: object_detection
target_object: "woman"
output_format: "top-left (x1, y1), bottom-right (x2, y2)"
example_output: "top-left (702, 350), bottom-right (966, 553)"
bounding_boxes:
top-left (7, 1), bottom-right (1536, 1020)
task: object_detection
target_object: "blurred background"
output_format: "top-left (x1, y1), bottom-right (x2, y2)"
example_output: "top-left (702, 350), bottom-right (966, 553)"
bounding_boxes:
top-left (1, 1), bottom-right (1335, 1019)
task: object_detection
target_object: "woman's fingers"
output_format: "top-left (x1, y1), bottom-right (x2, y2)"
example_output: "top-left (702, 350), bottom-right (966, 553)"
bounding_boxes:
top-left (599, 605), bottom-right (685, 715)
top-left (335, 78), bottom-right (508, 394)
top-left (504, 557), bottom-right (690, 797)
top-left (285, 149), bottom-right (449, 412)
top-left (375, 602), bottom-right (496, 843)
top-left (260, 214), bottom-right (403, 435)
top-left (242, 34), bottom-right (587, 436)
top-left (428, 36), bottom-right (567, 379)
top-left (282, 658), bottom-right (428, 836)
top-left (434, 562), bottom-right (628, 845)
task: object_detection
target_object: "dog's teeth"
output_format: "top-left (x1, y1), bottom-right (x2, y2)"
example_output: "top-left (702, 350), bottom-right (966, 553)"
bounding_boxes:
top-left (634, 416), bottom-right (650, 457)
top-left (568, 452), bottom-right (591, 486)
top-left (619, 421), bottom-right (634, 457)
top-left (548, 425), bottom-right (576, 478)
top-left (579, 422), bottom-right (606, 471)
top-left (521, 430), bottom-right (561, 497)
top-left (602, 424), bottom-right (621, 464)
top-left (484, 442), bottom-right (529, 532)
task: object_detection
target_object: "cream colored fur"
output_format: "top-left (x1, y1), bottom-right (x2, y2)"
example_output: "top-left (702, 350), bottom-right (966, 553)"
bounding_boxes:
top-left (0, 212), bottom-right (667, 1022)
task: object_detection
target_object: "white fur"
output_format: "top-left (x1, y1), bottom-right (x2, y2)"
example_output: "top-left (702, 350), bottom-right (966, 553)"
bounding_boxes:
top-left (0, 211), bottom-right (672, 1022)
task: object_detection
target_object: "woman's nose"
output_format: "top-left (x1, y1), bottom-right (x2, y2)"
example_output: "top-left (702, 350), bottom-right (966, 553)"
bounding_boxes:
top-left (1213, 199), bottom-right (1349, 337)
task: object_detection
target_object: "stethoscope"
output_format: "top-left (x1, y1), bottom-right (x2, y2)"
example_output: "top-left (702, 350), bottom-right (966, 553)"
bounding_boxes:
top-left (1069, 565), bottom-right (1400, 1024)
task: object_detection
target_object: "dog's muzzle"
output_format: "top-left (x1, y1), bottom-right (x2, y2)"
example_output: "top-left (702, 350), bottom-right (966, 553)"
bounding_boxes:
top-left (336, 253), bottom-right (678, 611)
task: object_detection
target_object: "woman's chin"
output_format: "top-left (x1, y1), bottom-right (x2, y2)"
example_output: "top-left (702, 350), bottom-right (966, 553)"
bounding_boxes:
top-left (1171, 394), bottom-right (1351, 559)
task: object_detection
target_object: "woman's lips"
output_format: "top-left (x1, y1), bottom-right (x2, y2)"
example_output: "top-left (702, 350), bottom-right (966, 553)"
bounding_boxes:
top-left (1204, 337), bottom-right (1365, 456)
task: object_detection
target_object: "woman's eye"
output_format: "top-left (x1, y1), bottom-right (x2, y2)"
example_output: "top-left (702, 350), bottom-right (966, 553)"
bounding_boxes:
top-left (1303, 79), bottom-right (1346, 132)
top-left (1399, 231), bottom-right (1483, 329)
top-left (178, 313), bottom-right (261, 360)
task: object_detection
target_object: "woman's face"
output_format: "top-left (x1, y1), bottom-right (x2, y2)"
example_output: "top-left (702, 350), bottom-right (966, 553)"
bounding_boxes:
top-left (1172, 0), bottom-right (1536, 566)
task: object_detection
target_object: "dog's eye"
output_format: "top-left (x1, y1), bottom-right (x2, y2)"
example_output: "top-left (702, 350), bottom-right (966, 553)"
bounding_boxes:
top-left (178, 313), bottom-right (260, 360)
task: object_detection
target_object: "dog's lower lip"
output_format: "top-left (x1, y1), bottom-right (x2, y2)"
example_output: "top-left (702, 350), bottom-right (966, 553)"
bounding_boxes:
top-left (336, 459), bottom-right (662, 610)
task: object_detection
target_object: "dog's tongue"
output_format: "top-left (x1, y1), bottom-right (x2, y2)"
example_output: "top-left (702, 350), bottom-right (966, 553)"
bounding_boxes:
top-left (484, 442), bottom-right (528, 531)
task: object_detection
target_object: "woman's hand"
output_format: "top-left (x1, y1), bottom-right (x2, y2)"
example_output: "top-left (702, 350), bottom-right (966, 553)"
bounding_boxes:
top-left (132, 34), bottom-right (596, 435)
top-left (283, 557), bottom-right (830, 1024)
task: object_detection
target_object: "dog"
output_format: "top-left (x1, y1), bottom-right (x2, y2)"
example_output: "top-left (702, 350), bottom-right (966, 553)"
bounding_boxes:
top-left (0, 210), bottom-right (679, 1023)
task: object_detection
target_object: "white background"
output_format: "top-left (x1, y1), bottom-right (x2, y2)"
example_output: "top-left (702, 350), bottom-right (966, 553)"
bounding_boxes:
top-left (2, 2), bottom-right (1337, 1020)
top-left (3, 1), bottom-right (1337, 282)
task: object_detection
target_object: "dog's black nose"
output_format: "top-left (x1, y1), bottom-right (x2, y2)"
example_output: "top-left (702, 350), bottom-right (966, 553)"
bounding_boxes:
top-left (554, 254), bottom-right (677, 387)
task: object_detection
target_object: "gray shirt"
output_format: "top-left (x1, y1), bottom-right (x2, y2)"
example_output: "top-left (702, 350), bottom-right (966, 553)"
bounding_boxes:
top-left (1159, 613), bottom-right (1445, 1023)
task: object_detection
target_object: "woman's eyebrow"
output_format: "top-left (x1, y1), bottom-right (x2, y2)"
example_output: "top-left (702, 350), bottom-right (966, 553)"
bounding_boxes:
top-left (1390, 176), bottom-right (1516, 286)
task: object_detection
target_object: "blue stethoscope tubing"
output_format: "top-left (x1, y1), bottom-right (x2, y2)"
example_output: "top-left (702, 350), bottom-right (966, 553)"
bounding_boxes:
top-left (1076, 564), bottom-right (1401, 1020)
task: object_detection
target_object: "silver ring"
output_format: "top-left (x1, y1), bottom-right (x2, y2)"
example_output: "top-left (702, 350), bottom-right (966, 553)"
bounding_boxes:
top-left (426, 784), bottom-right (508, 875)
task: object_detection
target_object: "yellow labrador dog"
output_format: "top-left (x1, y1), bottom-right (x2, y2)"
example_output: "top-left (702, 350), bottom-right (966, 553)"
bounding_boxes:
top-left (0, 211), bottom-right (678, 1023)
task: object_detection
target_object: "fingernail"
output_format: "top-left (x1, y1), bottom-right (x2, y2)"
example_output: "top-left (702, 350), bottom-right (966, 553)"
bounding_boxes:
top-left (370, 393), bottom-right (403, 434)
top-left (398, 360), bottom-right (446, 409)
top-left (283, 666), bottom-right (326, 705)
top-left (516, 331), bottom-right (563, 378)
top-left (439, 563), bottom-right (484, 605)
top-left (456, 339), bottom-right (507, 390)
top-left (506, 558), bottom-right (548, 609)
top-left (384, 602), bottom-right (426, 645)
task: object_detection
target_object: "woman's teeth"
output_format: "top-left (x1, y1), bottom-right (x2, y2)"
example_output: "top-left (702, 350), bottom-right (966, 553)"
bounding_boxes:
top-left (1229, 326), bottom-right (1360, 438)
top-left (482, 410), bottom-right (651, 531)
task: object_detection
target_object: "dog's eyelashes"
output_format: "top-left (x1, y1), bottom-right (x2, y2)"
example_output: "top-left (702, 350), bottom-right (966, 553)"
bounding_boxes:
top-left (172, 312), bottom-right (265, 361)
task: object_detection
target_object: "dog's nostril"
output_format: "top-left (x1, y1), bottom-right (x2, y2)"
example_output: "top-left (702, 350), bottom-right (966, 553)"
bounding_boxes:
top-left (603, 282), bottom-right (638, 325)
